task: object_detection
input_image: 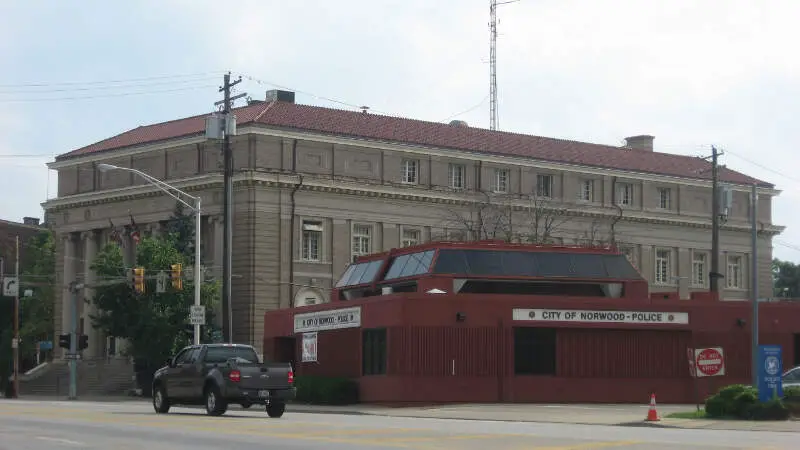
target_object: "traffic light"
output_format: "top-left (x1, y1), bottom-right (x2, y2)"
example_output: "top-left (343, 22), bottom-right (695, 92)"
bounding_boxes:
top-left (133, 267), bottom-right (145, 294)
top-left (78, 334), bottom-right (88, 351)
top-left (170, 263), bottom-right (183, 291)
top-left (58, 334), bottom-right (71, 349)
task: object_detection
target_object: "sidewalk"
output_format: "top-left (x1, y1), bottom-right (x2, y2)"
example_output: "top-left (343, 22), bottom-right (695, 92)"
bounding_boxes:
top-left (11, 396), bottom-right (800, 432)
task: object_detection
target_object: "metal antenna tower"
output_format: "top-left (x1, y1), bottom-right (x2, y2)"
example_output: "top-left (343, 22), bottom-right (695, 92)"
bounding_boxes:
top-left (489, 0), bottom-right (519, 131)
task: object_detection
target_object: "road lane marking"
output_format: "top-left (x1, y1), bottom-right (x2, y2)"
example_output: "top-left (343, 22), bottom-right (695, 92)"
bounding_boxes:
top-left (35, 436), bottom-right (85, 446)
top-left (531, 441), bottom-right (642, 450)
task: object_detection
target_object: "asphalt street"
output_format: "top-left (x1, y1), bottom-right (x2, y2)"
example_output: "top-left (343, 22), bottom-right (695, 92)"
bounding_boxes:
top-left (0, 400), bottom-right (796, 449)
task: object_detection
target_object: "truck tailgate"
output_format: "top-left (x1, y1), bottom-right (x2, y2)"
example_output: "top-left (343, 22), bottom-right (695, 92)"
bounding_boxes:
top-left (237, 364), bottom-right (293, 390)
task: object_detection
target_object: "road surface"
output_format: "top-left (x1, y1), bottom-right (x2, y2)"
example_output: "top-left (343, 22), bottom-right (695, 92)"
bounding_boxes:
top-left (0, 400), bottom-right (795, 449)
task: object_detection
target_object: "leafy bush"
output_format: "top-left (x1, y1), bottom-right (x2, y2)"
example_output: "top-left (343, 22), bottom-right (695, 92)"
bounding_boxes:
top-left (294, 376), bottom-right (359, 405)
top-left (784, 385), bottom-right (800, 400)
top-left (704, 384), bottom-right (790, 421)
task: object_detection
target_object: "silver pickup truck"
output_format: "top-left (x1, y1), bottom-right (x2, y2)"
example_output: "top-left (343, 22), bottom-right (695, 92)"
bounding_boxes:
top-left (151, 343), bottom-right (296, 417)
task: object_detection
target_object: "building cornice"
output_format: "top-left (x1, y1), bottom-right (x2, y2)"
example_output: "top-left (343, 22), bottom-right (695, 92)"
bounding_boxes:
top-left (41, 170), bottom-right (785, 237)
top-left (45, 126), bottom-right (781, 196)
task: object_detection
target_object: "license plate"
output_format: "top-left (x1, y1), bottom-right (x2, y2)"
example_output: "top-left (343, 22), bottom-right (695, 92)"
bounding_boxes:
top-left (258, 390), bottom-right (269, 398)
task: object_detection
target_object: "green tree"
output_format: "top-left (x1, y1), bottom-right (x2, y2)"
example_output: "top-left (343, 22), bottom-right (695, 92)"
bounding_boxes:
top-left (164, 201), bottom-right (198, 262)
top-left (772, 258), bottom-right (800, 297)
top-left (88, 235), bottom-right (220, 366)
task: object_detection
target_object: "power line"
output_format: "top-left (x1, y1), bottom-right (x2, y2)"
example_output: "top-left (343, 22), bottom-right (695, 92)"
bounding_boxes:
top-left (0, 76), bottom-right (219, 95)
top-left (0, 71), bottom-right (226, 88)
top-left (0, 84), bottom-right (216, 103)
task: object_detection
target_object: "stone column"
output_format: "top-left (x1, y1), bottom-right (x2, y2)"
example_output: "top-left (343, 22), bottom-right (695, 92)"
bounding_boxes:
top-left (60, 233), bottom-right (76, 359)
top-left (148, 222), bottom-right (163, 238)
top-left (81, 230), bottom-right (104, 359)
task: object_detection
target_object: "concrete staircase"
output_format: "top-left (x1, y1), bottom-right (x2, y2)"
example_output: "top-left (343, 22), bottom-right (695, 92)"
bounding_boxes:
top-left (18, 358), bottom-right (135, 397)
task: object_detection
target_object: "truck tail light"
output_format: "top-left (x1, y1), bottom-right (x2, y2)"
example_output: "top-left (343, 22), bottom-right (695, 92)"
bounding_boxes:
top-left (229, 370), bottom-right (241, 383)
top-left (287, 370), bottom-right (294, 384)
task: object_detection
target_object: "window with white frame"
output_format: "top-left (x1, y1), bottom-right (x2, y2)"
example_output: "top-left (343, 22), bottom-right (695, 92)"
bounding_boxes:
top-left (658, 187), bottom-right (671, 209)
top-left (494, 169), bottom-right (509, 193)
top-left (351, 224), bottom-right (373, 261)
top-left (301, 220), bottom-right (323, 262)
top-left (692, 252), bottom-right (707, 287)
top-left (617, 183), bottom-right (633, 206)
top-left (536, 174), bottom-right (553, 198)
top-left (654, 248), bottom-right (672, 285)
top-left (401, 228), bottom-right (421, 247)
top-left (727, 255), bottom-right (742, 289)
top-left (448, 163), bottom-right (465, 189)
top-left (577, 179), bottom-right (593, 202)
top-left (401, 159), bottom-right (418, 184)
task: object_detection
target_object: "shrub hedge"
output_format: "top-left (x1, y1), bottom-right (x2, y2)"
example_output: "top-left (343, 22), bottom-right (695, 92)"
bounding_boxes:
top-left (704, 384), bottom-right (792, 421)
top-left (293, 376), bottom-right (360, 405)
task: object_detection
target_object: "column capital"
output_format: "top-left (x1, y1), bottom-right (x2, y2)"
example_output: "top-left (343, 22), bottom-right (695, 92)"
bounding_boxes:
top-left (61, 231), bottom-right (76, 243)
top-left (209, 215), bottom-right (223, 225)
top-left (80, 229), bottom-right (99, 241)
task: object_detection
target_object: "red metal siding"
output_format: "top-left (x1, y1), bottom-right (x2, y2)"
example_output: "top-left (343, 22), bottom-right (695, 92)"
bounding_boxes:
top-left (557, 329), bottom-right (691, 378)
top-left (391, 326), bottom-right (501, 377)
top-left (295, 328), bottom-right (361, 378)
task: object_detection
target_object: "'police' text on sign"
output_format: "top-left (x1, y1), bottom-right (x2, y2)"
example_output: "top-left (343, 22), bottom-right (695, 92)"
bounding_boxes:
top-left (512, 308), bottom-right (689, 325)
top-left (294, 306), bottom-right (362, 333)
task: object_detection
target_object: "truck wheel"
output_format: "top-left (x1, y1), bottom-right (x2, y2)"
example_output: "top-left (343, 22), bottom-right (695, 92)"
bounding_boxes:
top-left (153, 385), bottom-right (170, 414)
top-left (266, 401), bottom-right (286, 418)
top-left (204, 385), bottom-right (227, 416)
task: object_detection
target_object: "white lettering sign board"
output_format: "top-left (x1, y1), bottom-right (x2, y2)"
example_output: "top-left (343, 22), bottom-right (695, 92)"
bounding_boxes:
top-left (189, 305), bottom-right (206, 326)
top-left (512, 308), bottom-right (689, 325)
top-left (293, 306), bottom-right (362, 333)
top-left (302, 332), bottom-right (318, 363)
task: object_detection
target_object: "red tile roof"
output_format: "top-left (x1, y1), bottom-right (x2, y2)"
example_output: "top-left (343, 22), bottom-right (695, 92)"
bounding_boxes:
top-left (57, 101), bottom-right (772, 187)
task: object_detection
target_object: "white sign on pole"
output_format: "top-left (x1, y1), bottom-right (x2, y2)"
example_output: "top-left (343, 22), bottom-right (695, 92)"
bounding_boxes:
top-left (156, 271), bottom-right (167, 294)
top-left (293, 306), bottom-right (362, 333)
top-left (3, 277), bottom-right (18, 297)
top-left (189, 305), bottom-right (206, 325)
top-left (512, 308), bottom-right (689, 325)
top-left (302, 332), bottom-right (318, 363)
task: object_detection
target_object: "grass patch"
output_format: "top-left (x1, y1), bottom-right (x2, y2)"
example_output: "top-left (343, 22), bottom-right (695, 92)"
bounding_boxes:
top-left (666, 409), bottom-right (708, 419)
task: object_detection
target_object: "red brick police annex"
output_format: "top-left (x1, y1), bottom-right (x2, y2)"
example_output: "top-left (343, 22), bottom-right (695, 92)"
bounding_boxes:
top-left (263, 241), bottom-right (800, 404)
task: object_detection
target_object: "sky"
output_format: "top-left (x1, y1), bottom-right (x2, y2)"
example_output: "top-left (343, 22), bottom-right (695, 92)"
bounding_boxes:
top-left (1, 0), bottom-right (799, 260)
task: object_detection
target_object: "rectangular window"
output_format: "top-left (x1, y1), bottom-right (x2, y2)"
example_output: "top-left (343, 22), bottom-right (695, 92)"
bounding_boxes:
top-left (401, 159), bottom-right (418, 184)
top-left (536, 174), bottom-right (553, 198)
top-left (577, 179), bottom-right (593, 202)
top-left (362, 328), bottom-right (387, 376)
top-left (301, 220), bottom-right (322, 261)
top-left (352, 224), bottom-right (372, 262)
top-left (692, 252), bottom-right (707, 287)
top-left (727, 255), bottom-right (742, 288)
top-left (658, 187), bottom-right (671, 209)
top-left (655, 248), bottom-right (671, 285)
top-left (401, 228), bottom-right (420, 248)
top-left (617, 183), bottom-right (633, 206)
top-left (448, 163), bottom-right (465, 189)
top-left (494, 169), bottom-right (509, 193)
top-left (513, 327), bottom-right (556, 375)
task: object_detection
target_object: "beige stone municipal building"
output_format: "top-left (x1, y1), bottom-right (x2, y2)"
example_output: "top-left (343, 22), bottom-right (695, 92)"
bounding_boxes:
top-left (43, 90), bottom-right (783, 357)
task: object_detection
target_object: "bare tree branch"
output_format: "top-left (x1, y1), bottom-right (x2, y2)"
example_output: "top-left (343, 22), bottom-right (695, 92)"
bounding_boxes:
top-left (518, 195), bottom-right (572, 244)
top-left (437, 191), bottom-right (514, 242)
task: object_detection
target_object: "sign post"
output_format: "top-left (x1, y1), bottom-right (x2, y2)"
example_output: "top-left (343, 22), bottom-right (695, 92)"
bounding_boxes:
top-left (757, 345), bottom-right (783, 403)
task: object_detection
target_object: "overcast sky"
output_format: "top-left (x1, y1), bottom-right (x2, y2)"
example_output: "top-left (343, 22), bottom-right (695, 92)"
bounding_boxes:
top-left (1, 0), bottom-right (798, 260)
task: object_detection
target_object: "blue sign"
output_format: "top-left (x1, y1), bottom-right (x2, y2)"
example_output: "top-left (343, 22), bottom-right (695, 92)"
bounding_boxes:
top-left (758, 345), bottom-right (783, 402)
top-left (38, 340), bottom-right (53, 350)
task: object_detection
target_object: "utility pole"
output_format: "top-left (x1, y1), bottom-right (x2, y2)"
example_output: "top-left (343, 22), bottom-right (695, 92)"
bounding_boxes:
top-left (709, 145), bottom-right (722, 293)
top-left (215, 72), bottom-right (245, 344)
top-left (68, 281), bottom-right (82, 400)
top-left (750, 183), bottom-right (759, 388)
top-left (12, 236), bottom-right (19, 398)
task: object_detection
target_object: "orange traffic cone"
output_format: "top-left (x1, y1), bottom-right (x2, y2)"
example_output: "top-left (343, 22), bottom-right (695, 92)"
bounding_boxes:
top-left (646, 393), bottom-right (660, 421)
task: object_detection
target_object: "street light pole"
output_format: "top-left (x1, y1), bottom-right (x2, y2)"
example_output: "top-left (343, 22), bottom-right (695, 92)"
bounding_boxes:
top-left (96, 164), bottom-right (203, 345)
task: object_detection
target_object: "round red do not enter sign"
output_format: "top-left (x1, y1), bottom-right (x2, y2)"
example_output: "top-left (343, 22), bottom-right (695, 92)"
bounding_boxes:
top-left (696, 348), bottom-right (724, 376)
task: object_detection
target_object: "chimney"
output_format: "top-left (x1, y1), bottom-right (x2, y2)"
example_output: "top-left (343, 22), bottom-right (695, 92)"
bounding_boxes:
top-left (266, 89), bottom-right (295, 103)
top-left (23, 217), bottom-right (40, 226)
top-left (624, 135), bottom-right (655, 152)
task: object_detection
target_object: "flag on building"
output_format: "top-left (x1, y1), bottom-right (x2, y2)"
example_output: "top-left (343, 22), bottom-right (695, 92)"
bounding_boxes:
top-left (108, 219), bottom-right (124, 247)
